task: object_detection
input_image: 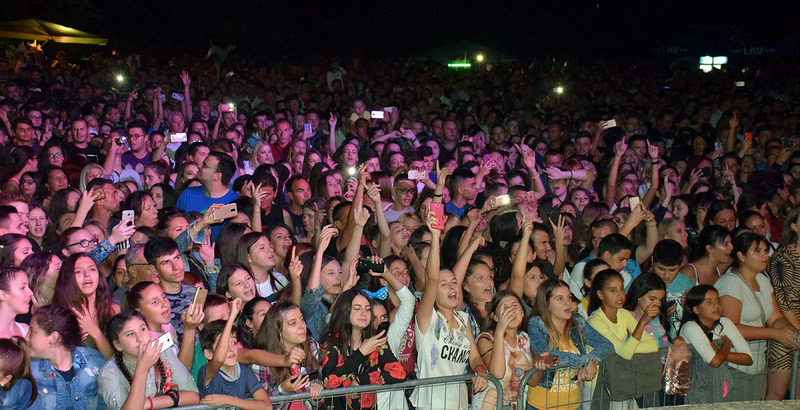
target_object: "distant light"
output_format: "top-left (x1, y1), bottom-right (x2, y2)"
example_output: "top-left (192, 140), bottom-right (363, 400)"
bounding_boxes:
top-left (554, 86), bottom-right (564, 94)
top-left (699, 55), bottom-right (728, 72)
top-left (476, 54), bottom-right (484, 62)
top-left (448, 62), bottom-right (471, 69)
top-left (700, 56), bottom-right (713, 65)
top-left (116, 74), bottom-right (125, 82)
top-left (713, 56), bottom-right (728, 64)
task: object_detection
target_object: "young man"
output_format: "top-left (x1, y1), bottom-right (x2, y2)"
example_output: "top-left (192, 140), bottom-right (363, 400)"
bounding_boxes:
top-left (177, 152), bottom-right (239, 240)
top-left (86, 178), bottom-right (123, 230)
top-left (64, 118), bottom-right (102, 159)
top-left (0, 205), bottom-right (27, 235)
top-left (145, 236), bottom-right (197, 337)
top-left (596, 233), bottom-right (635, 290)
top-left (651, 239), bottom-right (692, 327)
top-left (445, 168), bottom-right (478, 219)
top-left (121, 120), bottom-right (151, 173)
top-left (285, 175), bottom-right (311, 235)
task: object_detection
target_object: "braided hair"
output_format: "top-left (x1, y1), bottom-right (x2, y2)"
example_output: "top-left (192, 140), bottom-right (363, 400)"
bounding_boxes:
top-left (106, 310), bottom-right (169, 393)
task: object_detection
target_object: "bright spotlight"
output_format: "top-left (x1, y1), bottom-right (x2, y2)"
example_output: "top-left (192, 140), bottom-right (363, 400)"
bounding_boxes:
top-left (476, 54), bottom-right (484, 62)
top-left (555, 86), bottom-right (564, 94)
top-left (116, 74), bottom-right (125, 82)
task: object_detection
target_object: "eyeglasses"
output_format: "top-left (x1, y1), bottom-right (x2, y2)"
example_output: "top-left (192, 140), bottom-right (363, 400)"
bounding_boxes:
top-left (66, 238), bottom-right (99, 248)
top-left (203, 163), bottom-right (221, 173)
top-left (21, 179), bottom-right (35, 185)
top-left (48, 152), bottom-right (63, 158)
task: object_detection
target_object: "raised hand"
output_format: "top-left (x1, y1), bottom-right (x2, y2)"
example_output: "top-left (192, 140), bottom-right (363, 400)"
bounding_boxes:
top-left (109, 219), bottom-right (136, 245)
top-left (229, 298), bottom-right (243, 318)
top-left (318, 225), bottom-right (339, 250)
top-left (365, 183), bottom-right (382, 204)
top-left (288, 247), bottom-right (303, 280)
top-left (647, 139), bottom-right (659, 161)
top-left (615, 137), bottom-right (628, 158)
top-left (543, 167), bottom-right (567, 180)
top-left (138, 336), bottom-right (162, 369)
top-left (353, 204), bottom-right (371, 227)
top-left (550, 214), bottom-right (566, 244)
top-left (182, 301), bottom-right (205, 331)
top-left (180, 71), bottom-right (191, 86)
top-left (328, 113), bottom-right (338, 129)
top-left (283, 346), bottom-right (306, 366)
top-left (198, 234), bottom-right (216, 266)
top-left (358, 330), bottom-right (388, 356)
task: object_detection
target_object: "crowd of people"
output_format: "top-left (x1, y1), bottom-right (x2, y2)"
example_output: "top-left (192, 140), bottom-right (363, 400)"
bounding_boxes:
top-left (0, 46), bottom-right (799, 410)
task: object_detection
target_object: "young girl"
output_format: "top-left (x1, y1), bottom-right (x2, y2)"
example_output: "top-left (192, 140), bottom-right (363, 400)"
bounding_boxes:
top-left (588, 269), bottom-right (662, 409)
top-left (0, 337), bottom-right (36, 409)
top-left (197, 299), bottom-right (271, 409)
top-left (527, 279), bottom-right (614, 410)
top-left (623, 273), bottom-right (674, 350)
top-left (299, 225), bottom-right (344, 340)
top-left (235, 296), bottom-right (271, 349)
top-left (679, 285), bottom-right (753, 403)
top-left (680, 226), bottom-right (733, 285)
top-left (27, 305), bottom-right (106, 410)
top-left (0, 234), bottom-right (36, 267)
top-left (0, 267), bottom-right (34, 338)
top-left (126, 281), bottom-right (204, 372)
top-left (321, 288), bottom-right (407, 410)
top-left (237, 232), bottom-right (286, 301)
top-left (216, 262), bottom-right (259, 303)
top-left (411, 214), bottom-right (488, 410)
top-left (254, 300), bottom-right (323, 409)
top-left (477, 290), bottom-right (533, 409)
top-left (52, 253), bottom-right (116, 358)
top-left (98, 310), bottom-right (200, 410)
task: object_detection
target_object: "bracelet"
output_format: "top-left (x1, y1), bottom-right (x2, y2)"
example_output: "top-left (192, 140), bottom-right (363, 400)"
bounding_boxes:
top-left (569, 170), bottom-right (573, 179)
top-left (166, 389), bottom-right (180, 407)
top-left (148, 396), bottom-right (154, 410)
top-left (434, 193), bottom-right (443, 197)
top-left (473, 364), bottom-right (487, 376)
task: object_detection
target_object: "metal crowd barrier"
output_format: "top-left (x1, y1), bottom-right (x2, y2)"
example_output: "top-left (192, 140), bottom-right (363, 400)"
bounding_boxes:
top-left (173, 372), bottom-right (506, 409)
top-left (511, 340), bottom-right (800, 409)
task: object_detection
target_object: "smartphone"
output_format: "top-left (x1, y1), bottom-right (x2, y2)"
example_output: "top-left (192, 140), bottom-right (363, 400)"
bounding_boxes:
top-left (171, 132), bottom-right (187, 143)
top-left (544, 354), bottom-right (560, 366)
top-left (122, 210), bottom-right (135, 226)
top-left (496, 194), bottom-right (511, 205)
top-left (384, 107), bottom-right (393, 113)
top-left (462, 135), bottom-right (474, 142)
top-left (370, 110), bottom-right (384, 119)
top-left (304, 123), bottom-right (312, 134)
top-left (171, 92), bottom-right (184, 102)
top-left (601, 119), bottom-right (617, 130)
top-left (357, 258), bottom-right (384, 274)
top-left (192, 287), bottom-right (209, 307)
top-left (735, 81), bottom-right (745, 87)
top-left (408, 170), bottom-right (426, 180)
top-left (347, 167), bottom-right (357, 177)
top-left (306, 370), bottom-right (320, 381)
top-left (213, 203), bottom-right (238, 220)
top-left (91, 187), bottom-right (106, 202)
top-left (153, 332), bottom-right (174, 353)
top-left (784, 138), bottom-right (794, 149)
top-left (629, 196), bottom-right (641, 210)
top-left (219, 103), bottom-right (230, 112)
top-left (159, 94), bottom-right (166, 102)
top-left (429, 202), bottom-right (445, 230)
top-left (699, 167), bottom-right (712, 177)
top-left (714, 141), bottom-right (723, 151)
top-left (745, 132), bottom-right (753, 145)
top-left (376, 321), bottom-right (390, 335)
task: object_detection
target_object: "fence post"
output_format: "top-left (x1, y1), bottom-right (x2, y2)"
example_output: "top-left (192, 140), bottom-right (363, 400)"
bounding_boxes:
top-left (791, 350), bottom-right (800, 400)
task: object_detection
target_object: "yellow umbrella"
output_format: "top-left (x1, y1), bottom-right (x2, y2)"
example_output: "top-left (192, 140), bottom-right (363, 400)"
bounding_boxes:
top-left (0, 18), bottom-right (107, 45)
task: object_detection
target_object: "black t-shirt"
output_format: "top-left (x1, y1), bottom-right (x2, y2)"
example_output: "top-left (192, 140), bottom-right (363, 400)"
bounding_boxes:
top-left (288, 208), bottom-right (304, 235)
top-left (63, 142), bottom-right (102, 163)
top-left (262, 203), bottom-right (285, 228)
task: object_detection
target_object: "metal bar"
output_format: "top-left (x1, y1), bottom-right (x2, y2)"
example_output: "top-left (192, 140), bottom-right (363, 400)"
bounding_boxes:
top-left (791, 350), bottom-right (800, 400)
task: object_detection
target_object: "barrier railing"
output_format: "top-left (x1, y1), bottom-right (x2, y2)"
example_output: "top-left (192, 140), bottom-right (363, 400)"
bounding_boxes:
top-left (172, 372), bottom-right (505, 409)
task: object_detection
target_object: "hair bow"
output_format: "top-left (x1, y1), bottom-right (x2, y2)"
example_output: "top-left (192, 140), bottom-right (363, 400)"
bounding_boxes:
top-left (364, 286), bottom-right (388, 300)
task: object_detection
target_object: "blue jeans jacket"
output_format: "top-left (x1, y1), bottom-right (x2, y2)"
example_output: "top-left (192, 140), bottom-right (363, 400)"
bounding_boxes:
top-left (300, 285), bottom-right (331, 341)
top-left (29, 346), bottom-right (108, 410)
top-left (527, 315), bottom-right (615, 389)
top-left (0, 379), bottom-right (32, 410)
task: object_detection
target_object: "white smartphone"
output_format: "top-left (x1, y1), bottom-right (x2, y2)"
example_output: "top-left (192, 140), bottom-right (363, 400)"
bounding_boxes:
top-left (497, 195), bottom-right (511, 205)
top-left (384, 107), bottom-right (393, 113)
top-left (370, 110), bottom-right (384, 119)
top-left (601, 119), bottom-right (617, 130)
top-left (153, 332), bottom-right (174, 353)
top-left (171, 92), bottom-right (184, 102)
top-left (171, 132), bottom-right (187, 143)
top-left (122, 210), bottom-right (135, 226)
top-left (408, 170), bottom-right (426, 180)
top-left (629, 196), bottom-right (641, 210)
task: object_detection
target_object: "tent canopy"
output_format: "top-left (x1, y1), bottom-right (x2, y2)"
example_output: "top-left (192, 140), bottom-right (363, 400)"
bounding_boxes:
top-left (414, 41), bottom-right (517, 64)
top-left (0, 18), bottom-right (107, 45)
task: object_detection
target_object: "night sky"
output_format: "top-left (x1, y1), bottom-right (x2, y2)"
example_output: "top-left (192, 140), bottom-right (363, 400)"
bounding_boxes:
top-left (4, 0), bottom-right (798, 60)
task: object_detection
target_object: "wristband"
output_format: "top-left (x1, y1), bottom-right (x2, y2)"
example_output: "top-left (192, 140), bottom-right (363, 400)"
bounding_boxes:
top-left (166, 389), bottom-right (179, 407)
top-left (434, 193), bottom-right (443, 197)
top-left (473, 364), bottom-right (487, 376)
top-left (148, 397), bottom-right (154, 410)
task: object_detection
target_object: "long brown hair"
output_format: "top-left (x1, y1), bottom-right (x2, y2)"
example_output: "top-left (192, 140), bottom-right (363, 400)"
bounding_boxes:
top-left (254, 300), bottom-right (318, 384)
top-left (0, 337), bottom-right (37, 406)
top-left (52, 253), bottom-right (114, 330)
top-left (483, 289), bottom-right (525, 334)
top-left (532, 279), bottom-right (574, 349)
top-left (779, 206), bottom-right (800, 249)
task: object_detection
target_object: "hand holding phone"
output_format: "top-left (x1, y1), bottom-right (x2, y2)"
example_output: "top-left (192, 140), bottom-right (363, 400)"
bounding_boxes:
top-left (153, 332), bottom-right (174, 353)
top-left (213, 204), bottom-right (238, 221)
top-left (429, 202), bottom-right (445, 230)
top-left (370, 110), bottom-right (385, 119)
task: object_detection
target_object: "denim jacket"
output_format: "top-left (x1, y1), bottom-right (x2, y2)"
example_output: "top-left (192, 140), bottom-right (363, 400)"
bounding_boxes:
top-left (527, 315), bottom-right (614, 389)
top-left (0, 379), bottom-right (32, 410)
top-left (29, 346), bottom-right (108, 410)
top-left (300, 285), bottom-right (331, 340)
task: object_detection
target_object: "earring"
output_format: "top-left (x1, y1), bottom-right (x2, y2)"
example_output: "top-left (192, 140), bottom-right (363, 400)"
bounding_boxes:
top-left (49, 342), bottom-right (54, 348)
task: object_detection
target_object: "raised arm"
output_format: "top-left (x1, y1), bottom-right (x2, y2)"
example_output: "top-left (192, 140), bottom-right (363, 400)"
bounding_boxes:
top-left (103, 137), bottom-right (124, 175)
top-left (204, 299), bottom-right (242, 384)
top-left (432, 164), bottom-right (452, 204)
top-left (249, 182), bottom-right (265, 233)
top-left (343, 204), bottom-right (370, 273)
top-left (308, 225), bottom-right (339, 291)
top-left (365, 183), bottom-right (392, 257)
top-left (641, 141), bottom-right (661, 209)
top-left (417, 213), bottom-right (442, 336)
top-left (124, 90), bottom-right (138, 121)
top-left (509, 218), bottom-right (533, 299)
top-left (550, 215), bottom-right (567, 280)
top-left (180, 71), bottom-right (193, 121)
top-left (519, 144), bottom-right (546, 200)
top-left (327, 113), bottom-right (337, 155)
top-left (605, 138), bottom-right (627, 208)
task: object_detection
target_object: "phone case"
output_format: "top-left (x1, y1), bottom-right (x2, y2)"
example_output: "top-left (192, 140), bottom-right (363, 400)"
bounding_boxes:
top-left (193, 287), bottom-right (209, 306)
top-left (213, 204), bottom-right (238, 220)
top-left (156, 332), bottom-right (174, 353)
top-left (429, 202), bottom-right (445, 230)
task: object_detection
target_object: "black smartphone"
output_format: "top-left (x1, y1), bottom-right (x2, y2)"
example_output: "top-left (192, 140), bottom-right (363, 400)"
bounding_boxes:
top-left (699, 167), bottom-right (712, 177)
top-left (376, 321), bottom-right (390, 335)
top-left (306, 370), bottom-right (320, 381)
top-left (357, 258), bottom-right (384, 274)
